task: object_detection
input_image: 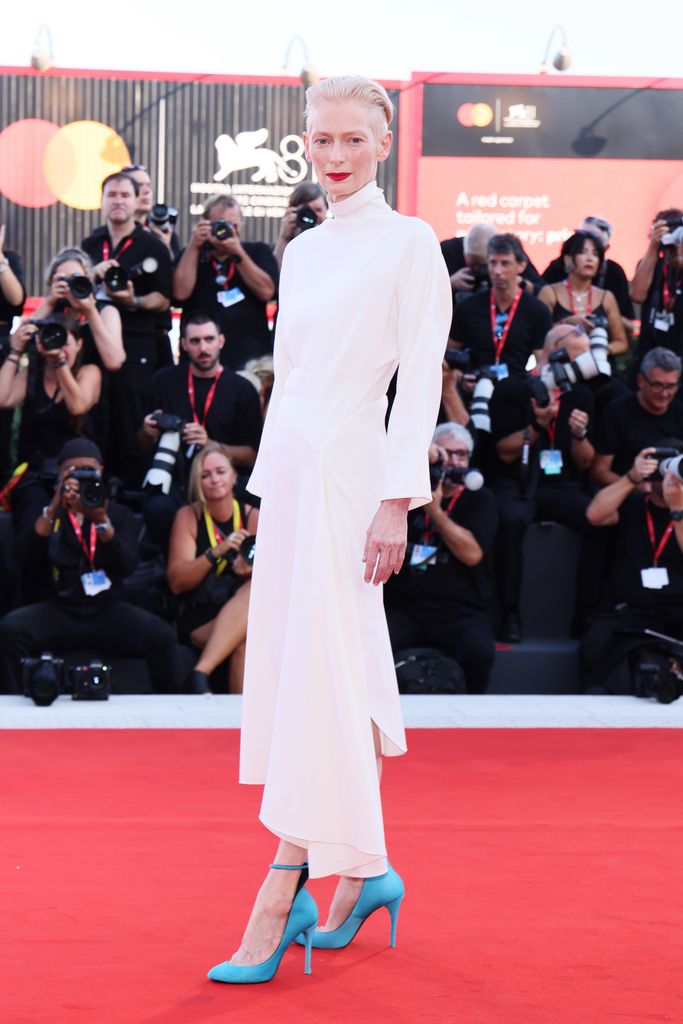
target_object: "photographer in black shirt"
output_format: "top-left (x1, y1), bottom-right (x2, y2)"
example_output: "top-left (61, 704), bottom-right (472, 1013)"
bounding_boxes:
top-left (451, 233), bottom-right (552, 377)
top-left (384, 422), bottom-right (498, 694)
top-left (173, 194), bottom-right (278, 371)
top-left (139, 313), bottom-right (262, 551)
top-left (0, 439), bottom-right (180, 695)
top-left (0, 223), bottom-right (26, 481)
top-left (580, 444), bottom-right (683, 697)
top-left (82, 172), bottom-right (172, 487)
top-left (630, 209), bottom-right (683, 361)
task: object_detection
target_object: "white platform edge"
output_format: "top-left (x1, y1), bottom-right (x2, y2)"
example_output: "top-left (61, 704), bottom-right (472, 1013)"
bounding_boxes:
top-left (1, 694), bottom-right (682, 729)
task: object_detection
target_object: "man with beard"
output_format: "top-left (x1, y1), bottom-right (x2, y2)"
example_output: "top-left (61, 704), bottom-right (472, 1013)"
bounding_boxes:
top-left (139, 313), bottom-right (263, 550)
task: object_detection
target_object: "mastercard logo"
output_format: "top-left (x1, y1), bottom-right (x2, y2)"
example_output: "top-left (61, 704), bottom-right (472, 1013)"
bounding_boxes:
top-left (456, 103), bottom-right (494, 128)
top-left (0, 119), bottom-right (131, 211)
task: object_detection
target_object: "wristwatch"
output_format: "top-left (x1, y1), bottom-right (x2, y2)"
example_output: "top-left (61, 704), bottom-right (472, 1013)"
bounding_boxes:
top-left (671, 510), bottom-right (683, 522)
top-left (0, 258), bottom-right (9, 274)
top-left (95, 519), bottom-right (113, 533)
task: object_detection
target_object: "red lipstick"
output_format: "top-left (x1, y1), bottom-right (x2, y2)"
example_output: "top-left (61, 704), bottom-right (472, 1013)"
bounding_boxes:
top-left (327, 172), bottom-right (351, 181)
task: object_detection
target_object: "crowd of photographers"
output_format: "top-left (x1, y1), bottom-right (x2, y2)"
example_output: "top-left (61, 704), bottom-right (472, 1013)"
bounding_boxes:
top-left (1, 171), bottom-right (683, 704)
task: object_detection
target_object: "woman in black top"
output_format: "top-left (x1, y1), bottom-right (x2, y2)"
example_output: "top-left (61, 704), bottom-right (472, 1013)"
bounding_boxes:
top-left (167, 442), bottom-right (258, 692)
top-left (538, 231), bottom-right (627, 359)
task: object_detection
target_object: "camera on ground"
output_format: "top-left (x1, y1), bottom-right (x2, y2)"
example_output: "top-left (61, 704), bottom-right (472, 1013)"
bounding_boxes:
top-left (21, 653), bottom-right (111, 706)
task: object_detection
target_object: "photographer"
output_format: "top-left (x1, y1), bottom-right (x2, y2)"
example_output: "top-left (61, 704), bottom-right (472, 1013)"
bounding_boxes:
top-left (31, 247), bottom-right (124, 372)
top-left (451, 233), bottom-right (552, 376)
top-left (81, 172), bottom-right (172, 487)
top-left (123, 162), bottom-right (181, 259)
top-left (489, 323), bottom-right (601, 642)
top-left (139, 313), bottom-right (262, 551)
top-left (383, 422), bottom-right (498, 694)
top-left (0, 223), bottom-right (26, 480)
top-left (630, 209), bottom-right (683, 359)
top-left (167, 443), bottom-right (258, 693)
top-left (273, 182), bottom-right (328, 269)
top-left (173, 194), bottom-right (278, 371)
top-left (0, 315), bottom-right (101, 552)
top-left (592, 348), bottom-right (683, 488)
top-left (0, 439), bottom-right (181, 695)
top-left (580, 445), bottom-right (683, 698)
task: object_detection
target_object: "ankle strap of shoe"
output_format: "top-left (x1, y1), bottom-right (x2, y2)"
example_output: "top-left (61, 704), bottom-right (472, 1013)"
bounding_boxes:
top-left (269, 862), bottom-right (308, 870)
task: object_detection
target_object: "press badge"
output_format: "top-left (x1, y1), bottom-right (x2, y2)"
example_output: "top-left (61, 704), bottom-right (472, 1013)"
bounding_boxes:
top-left (217, 287), bottom-right (245, 308)
top-left (81, 569), bottom-right (112, 597)
top-left (488, 363), bottom-right (509, 380)
top-left (641, 567), bottom-right (669, 589)
top-left (654, 312), bottom-right (674, 332)
top-left (540, 450), bottom-right (563, 475)
top-left (410, 544), bottom-right (438, 569)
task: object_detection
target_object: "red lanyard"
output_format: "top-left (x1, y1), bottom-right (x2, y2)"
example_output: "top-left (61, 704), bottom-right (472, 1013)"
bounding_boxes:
top-left (424, 486), bottom-right (465, 542)
top-left (544, 389), bottom-right (562, 449)
top-left (662, 269), bottom-right (681, 312)
top-left (188, 367), bottom-right (223, 427)
top-left (490, 289), bottom-right (522, 363)
top-left (67, 510), bottom-right (97, 568)
top-left (564, 279), bottom-right (592, 317)
top-left (102, 237), bottom-right (134, 262)
top-left (645, 498), bottom-right (675, 567)
top-left (211, 255), bottom-right (236, 287)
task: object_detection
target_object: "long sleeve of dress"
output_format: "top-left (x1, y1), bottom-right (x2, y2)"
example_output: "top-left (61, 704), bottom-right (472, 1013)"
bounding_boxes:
top-left (380, 223), bottom-right (452, 510)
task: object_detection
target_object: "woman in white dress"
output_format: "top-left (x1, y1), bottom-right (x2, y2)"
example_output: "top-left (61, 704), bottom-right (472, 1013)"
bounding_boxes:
top-left (208, 76), bottom-right (451, 984)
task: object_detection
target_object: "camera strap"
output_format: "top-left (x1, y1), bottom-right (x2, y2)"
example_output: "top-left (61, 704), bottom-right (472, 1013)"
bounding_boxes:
top-left (102, 237), bottom-right (134, 262)
top-left (187, 366), bottom-right (223, 427)
top-left (662, 268), bottom-right (682, 313)
top-left (645, 498), bottom-right (675, 567)
top-left (490, 288), bottom-right (522, 363)
top-left (67, 510), bottom-right (97, 568)
top-left (203, 502), bottom-right (243, 577)
top-left (423, 486), bottom-right (465, 543)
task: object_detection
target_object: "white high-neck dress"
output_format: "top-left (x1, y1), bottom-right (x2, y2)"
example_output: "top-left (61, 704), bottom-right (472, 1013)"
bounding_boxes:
top-left (239, 181), bottom-right (451, 879)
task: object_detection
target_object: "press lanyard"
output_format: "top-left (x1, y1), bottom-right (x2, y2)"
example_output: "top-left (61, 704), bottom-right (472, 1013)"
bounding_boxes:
top-left (67, 510), bottom-right (97, 568)
top-left (645, 498), bottom-right (675, 567)
top-left (203, 502), bottom-right (243, 576)
top-left (188, 367), bottom-right (223, 427)
top-left (102, 237), bottom-right (134, 262)
top-left (564, 279), bottom-right (592, 317)
top-left (544, 389), bottom-right (562, 450)
top-left (490, 289), bottom-right (522, 363)
top-left (424, 486), bottom-right (465, 542)
top-left (662, 268), bottom-right (681, 313)
top-left (211, 255), bottom-right (236, 287)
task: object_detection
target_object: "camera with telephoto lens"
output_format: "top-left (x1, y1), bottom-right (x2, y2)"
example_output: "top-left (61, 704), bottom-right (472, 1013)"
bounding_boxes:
top-left (149, 203), bottom-right (178, 232)
top-left (21, 653), bottom-right (111, 705)
top-left (29, 317), bottom-right (67, 351)
top-left (429, 458), bottom-right (484, 492)
top-left (295, 205), bottom-right (318, 231)
top-left (66, 466), bottom-right (105, 509)
top-left (143, 413), bottom-right (186, 494)
top-left (444, 347), bottom-right (474, 373)
top-left (104, 257), bottom-right (159, 292)
top-left (226, 534), bottom-right (257, 572)
top-left (529, 324), bottom-right (612, 408)
top-left (65, 274), bottom-right (93, 300)
top-left (647, 447), bottom-right (683, 482)
top-left (630, 648), bottom-right (682, 704)
top-left (211, 219), bottom-right (233, 241)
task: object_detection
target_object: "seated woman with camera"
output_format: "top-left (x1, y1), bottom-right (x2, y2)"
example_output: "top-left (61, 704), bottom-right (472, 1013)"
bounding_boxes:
top-left (167, 442), bottom-right (258, 693)
top-left (31, 247), bottom-right (125, 372)
top-left (0, 315), bottom-right (102, 572)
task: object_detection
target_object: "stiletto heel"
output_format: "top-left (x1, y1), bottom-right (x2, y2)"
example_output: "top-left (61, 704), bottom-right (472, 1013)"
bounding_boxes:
top-left (208, 862), bottom-right (318, 984)
top-left (296, 862), bottom-right (405, 950)
top-left (386, 895), bottom-right (402, 948)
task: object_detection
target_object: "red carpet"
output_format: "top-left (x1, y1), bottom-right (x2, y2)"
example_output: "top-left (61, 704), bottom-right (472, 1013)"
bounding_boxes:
top-left (2, 728), bottom-right (683, 1024)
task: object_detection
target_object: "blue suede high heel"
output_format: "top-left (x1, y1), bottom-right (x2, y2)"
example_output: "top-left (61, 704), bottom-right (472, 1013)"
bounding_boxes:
top-left (208, 862), bottom-right (318, 984)
top-left (297, 862), bottom-right (404, 950)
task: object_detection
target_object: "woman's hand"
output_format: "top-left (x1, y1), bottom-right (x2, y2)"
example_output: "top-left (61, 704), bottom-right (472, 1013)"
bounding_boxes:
top-left (363, 498), bottom-right (410, 585)
top-left (10, 321), bottom-right (36, 353)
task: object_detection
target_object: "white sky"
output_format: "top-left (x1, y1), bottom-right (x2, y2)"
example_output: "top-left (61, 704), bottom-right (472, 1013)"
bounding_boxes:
top-left (2, 1), bottom-right (683, 82)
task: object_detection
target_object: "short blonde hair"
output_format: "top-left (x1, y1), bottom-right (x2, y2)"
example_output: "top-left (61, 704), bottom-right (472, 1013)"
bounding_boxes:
top-left (305, 76), bottom-right (394, 139)
top-left (188, 442), bottom-right (235, 504)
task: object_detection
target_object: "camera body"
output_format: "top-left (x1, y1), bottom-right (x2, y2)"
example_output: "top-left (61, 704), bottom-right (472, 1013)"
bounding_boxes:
top-left (29, 317), bottom-right (67, 351)
top-left (149, 203), bottom-right (178, 232)
top-left (211, 219), bottom-right (234, 241)
top-left (66, 274), bottom-right (93, 300)
top-left (630, 648), bottom-right (682, 704)
top-left (151, 412), bottom-right (186, 433)
top-left (226, 534), bottom-right (257, 571)
top-left (104, 257), bottom-right (159, 292)
top-left (21, 653), bottom-right (111, 705)
top-left (143, 413), bottom-right (186, 494)
top-left (66, 466), bottom-right (105, 509)
top-left (295, 205), bottom-right (318, 231)
top-left (530, 323), bottom-right (612, 407)
top-left (429, 459), bottom-right (484, 492)
top-left (468, 265), bottom-right (491, 292)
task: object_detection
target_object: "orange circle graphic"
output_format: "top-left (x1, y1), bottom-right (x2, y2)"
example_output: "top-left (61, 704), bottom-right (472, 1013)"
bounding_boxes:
top-left (0, 119), bottom-right (59, 207)
top-left (456, 103), bottom-right (475, 127)
top-left (471, 103), bottom-right (494, 128)
top-left (43, 121), bottom-right (131, 210)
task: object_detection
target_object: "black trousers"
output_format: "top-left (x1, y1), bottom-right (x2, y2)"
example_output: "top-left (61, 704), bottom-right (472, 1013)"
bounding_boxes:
top-left (0, 599), bottom-right (181, 695)
top-left (579, 605), bottom-right (683, 691)
top-left (386, 604), bottom-right (495, 694)
top-left (491, 479), bottom-right (601, 614)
